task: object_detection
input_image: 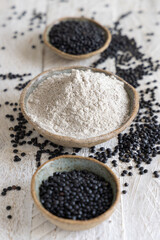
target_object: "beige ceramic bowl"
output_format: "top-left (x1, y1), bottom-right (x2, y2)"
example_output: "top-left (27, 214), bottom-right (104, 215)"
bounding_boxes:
top-left (20, 66), bottom-right (139, 148)
top-left (43, 17), bottom-right (111, 60)
top-left (31, 155), bottom-right (120, 231)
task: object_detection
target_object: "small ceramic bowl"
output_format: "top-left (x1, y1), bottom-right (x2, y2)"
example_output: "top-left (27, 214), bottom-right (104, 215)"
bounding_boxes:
top-left (20, 66), bottom-right (139, 147)
top-left (43, 17), bottom-right (111, 60)
top-left (31, 155), bottom-right (120, 231)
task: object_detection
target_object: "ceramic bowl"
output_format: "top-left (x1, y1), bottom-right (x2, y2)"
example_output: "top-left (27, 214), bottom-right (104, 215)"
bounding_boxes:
top-left (31, 155), bottom-right (120, 231)
top-left (43, 17), bottom-right (111, 60)
top-left (20, 66), bottom-right (139, 147)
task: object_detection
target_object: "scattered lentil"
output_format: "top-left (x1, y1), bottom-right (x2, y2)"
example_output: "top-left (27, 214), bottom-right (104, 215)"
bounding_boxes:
top-left (6, 206), bottom-right (11, 210)
top-left (124, 183), bottom-right (129, 187)
top-left (122, 190), bottom-right (127, 194)
top-left (21, 152), bottom-right (26, 157)
top-left (153, 171), bottom-right (159, 178)
top-left (1, 185), bottom-right (21, 196)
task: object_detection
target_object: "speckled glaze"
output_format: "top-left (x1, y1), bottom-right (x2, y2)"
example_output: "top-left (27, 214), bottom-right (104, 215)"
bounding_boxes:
top-left (43, 17), bottom-right (111, 60)
top-left (20, 66), bottom-right (139, 147)
top-left (31, 155), bottom-right (120, 231)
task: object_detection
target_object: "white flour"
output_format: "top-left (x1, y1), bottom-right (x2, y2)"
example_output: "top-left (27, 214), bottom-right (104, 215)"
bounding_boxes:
top-left (27, 69), bottom-right (130, 139)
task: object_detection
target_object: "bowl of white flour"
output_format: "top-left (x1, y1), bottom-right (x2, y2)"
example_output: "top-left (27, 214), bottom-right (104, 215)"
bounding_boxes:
top-left (20, 67), bottom-right (139, 147)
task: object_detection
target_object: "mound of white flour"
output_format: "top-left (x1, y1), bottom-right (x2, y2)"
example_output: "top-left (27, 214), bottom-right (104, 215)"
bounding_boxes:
top-left (27, 69), bottom-right (130, 139)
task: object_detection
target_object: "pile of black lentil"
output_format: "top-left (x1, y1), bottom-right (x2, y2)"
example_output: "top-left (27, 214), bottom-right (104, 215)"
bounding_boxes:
top-left (90, 11), bottom-right (160, 191)
top-left (48, 20), bottom-right (106, 55)
top-left (1, 5), bottom-right (46, 50)
top-left (39, 170), bottom-right (113, 220)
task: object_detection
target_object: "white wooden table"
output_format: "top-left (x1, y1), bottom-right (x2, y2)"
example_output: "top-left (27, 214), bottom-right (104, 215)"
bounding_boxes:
top-left (0, 0), bottom-right (160, 239)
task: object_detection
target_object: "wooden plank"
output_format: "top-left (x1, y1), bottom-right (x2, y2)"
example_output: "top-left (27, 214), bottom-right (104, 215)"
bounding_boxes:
top-left (0, 0), bottom-right (47, 239)
top-left (41, 0), bottom-right (160, 240)
top-left (113, 0), bottom-right (160, 239)
top-left (41, 1), bottom-right (124, 240)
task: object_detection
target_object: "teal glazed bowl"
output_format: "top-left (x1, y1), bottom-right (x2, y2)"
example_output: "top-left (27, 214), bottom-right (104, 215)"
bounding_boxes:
top-left (31, 155), bottom-right (120, 231)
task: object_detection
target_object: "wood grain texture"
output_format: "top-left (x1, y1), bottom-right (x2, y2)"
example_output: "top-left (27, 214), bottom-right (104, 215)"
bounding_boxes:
top-left (0, 0), bottom-right (159, 239)
top-left (0, 0), bottom-right (47, 239)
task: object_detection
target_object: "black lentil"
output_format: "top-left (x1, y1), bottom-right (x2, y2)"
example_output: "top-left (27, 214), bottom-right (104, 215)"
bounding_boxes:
top-left (124, 183), bottom-right (129, 187)
top-left (21, 152), bottom-right (26, 157)
top-left (153, 171), bottom-right (160, 178)
top-left (122, 190), bottom-right (127, 194)
top-left (39, 170), bottom-right (113, 220)
top-left (128, 172), bottom-right (133, 176)
top-left (48, 20), bottom-right (106, 55)
top-left (14, 155), bottom-right (21, 162)
top-left (6, 206), bottom-right (11, 210)
top-left (128, 166), bottom-right (133, 170)
top-left (1, 185), bottom-right (21, 196)
top-left (100, 147), bottom-right (105, 151)
top-left (13, 149), bottom-right (18, 153)
top-left (79, 8), bottom-right (84, 11)
top-left (1, 191), bottom-right (6, 196)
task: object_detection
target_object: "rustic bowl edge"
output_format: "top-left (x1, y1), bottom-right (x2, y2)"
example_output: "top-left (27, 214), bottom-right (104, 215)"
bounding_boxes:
top-left (31, 155), bottom-right (120, 231)
top-left (43, 16), bottom-right (112, 60)
top-left (20, 66), bottom-right (139, 148)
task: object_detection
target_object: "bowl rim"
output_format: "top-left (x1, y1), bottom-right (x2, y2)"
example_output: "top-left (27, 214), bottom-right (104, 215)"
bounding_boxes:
top-left (31, 155), bottom-right (120, 225)
top-left (43, 16), bottom-right (112, 60)
top-left (20, 66), bottom-right (139, 146)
